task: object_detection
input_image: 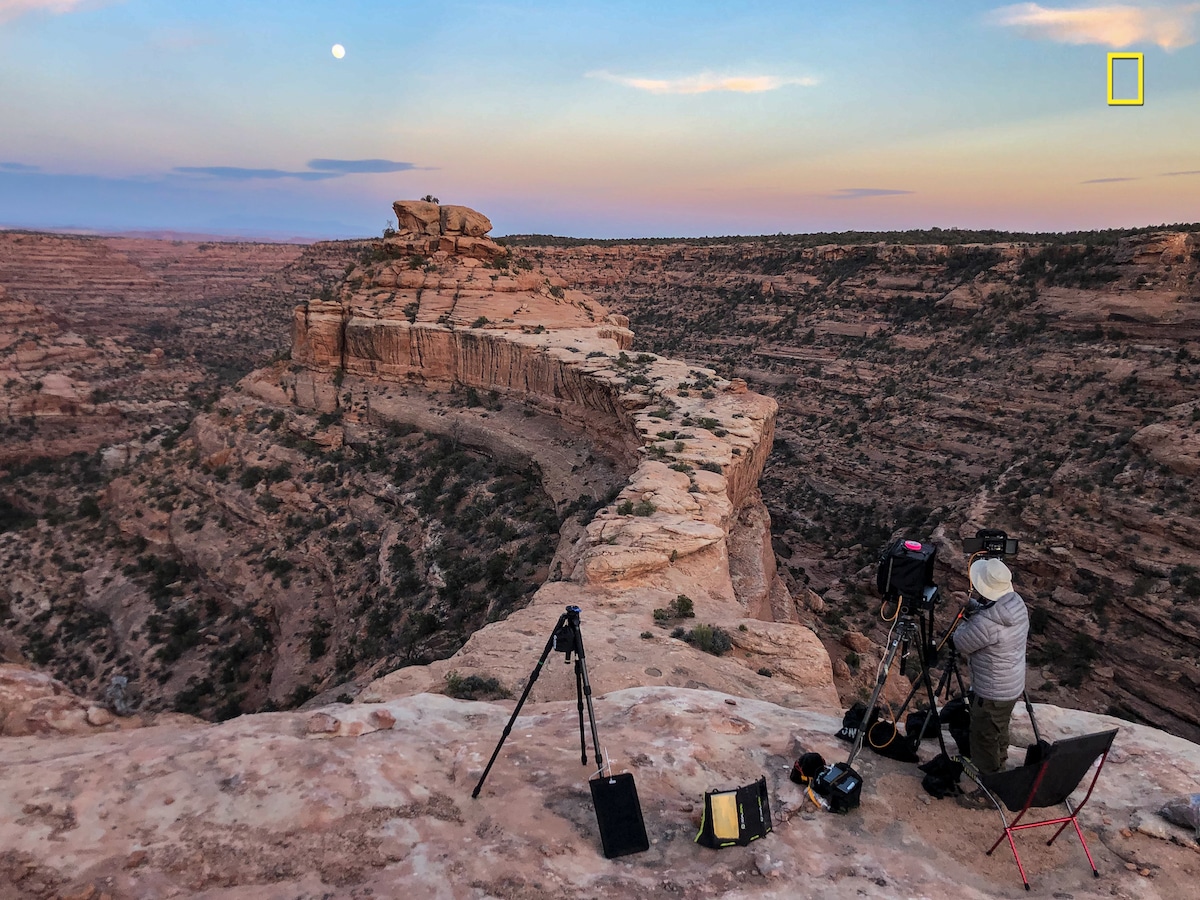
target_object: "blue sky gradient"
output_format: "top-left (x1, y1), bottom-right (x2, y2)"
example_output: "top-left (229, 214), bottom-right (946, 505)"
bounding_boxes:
top-left (1, 1), bottom-right (1197, 238)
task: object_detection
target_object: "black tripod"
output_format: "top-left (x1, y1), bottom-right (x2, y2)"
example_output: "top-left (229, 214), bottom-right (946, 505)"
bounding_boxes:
top-left (846, 598), bottom-right (950, 769)
top-left (472, 605), bottom-right (604, 799)
top-left (894, 605), bottom-right (970, 722)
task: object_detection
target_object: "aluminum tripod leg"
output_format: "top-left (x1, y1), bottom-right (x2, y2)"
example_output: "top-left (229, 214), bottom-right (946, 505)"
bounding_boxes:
top-left (846, 621), bottom-right (914, 769)
top-left (472, 611), bottom-right (568, 798)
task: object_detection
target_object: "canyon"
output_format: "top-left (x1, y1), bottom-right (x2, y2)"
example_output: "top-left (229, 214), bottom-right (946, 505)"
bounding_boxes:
top-left (0, 207), bottom-right (1197, 897)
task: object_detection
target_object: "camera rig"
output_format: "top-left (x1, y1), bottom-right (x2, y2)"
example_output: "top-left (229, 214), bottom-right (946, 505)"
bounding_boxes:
top-left (963, 528), bottom-right (1019, 559)
top-left (820, 528), bottom-right (1028, 812)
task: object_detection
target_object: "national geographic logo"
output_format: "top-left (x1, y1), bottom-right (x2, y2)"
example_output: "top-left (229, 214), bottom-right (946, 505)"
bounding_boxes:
top-left (1107, 52), bottom-right (1144, 106)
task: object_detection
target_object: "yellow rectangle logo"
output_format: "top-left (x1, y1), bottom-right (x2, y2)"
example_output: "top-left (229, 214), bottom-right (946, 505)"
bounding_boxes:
top-left (1107, 52), bottom-right (1144, 106)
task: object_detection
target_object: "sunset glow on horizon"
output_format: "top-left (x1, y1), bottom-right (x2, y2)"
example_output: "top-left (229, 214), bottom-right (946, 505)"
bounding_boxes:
top-left (1, 1), bottom-right (1197, 239)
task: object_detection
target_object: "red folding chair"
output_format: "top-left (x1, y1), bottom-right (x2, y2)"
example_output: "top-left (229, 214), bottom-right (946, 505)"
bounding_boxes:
top-left (963, 728), bottom-right (1118, 891)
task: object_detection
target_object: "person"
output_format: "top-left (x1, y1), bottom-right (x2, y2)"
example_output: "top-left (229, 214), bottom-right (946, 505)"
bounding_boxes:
top-left (951, 556), bottom-right (1029, 807)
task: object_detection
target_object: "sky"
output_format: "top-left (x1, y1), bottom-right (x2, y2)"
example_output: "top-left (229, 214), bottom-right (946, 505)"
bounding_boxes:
top-left (1, 0), bottom-right (1198, 239)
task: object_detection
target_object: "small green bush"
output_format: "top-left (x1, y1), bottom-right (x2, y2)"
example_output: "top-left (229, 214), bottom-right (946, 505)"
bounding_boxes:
top-left (681, 624), bottom-right (732, 656)
top-left (445, 671), bottom-right (511, 700)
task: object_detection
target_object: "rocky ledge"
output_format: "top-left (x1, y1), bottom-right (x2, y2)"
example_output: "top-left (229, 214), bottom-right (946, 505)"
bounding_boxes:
top-left (272, 203), bottom-right (779, 590)
top-left (240, 202), bottom-right (820, 706)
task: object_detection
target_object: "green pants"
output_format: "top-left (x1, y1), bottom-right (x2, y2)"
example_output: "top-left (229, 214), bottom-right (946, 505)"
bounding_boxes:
top-left (970, 696), bottom-right (1018, 775)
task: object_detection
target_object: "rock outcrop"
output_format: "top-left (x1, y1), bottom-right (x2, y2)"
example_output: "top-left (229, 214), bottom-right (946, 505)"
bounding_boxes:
top-left (246, 202), bottom-right (821, 709)
top-left (284, 202), bottom-right (779, 591)
top-left (393, 199), bottom-right (493, 239)
top-left (0, 686), bottom-right (1197, 898)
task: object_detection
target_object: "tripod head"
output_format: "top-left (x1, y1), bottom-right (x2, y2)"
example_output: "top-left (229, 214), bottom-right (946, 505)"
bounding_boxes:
top-left (553, 605), bottom-right (584, 661)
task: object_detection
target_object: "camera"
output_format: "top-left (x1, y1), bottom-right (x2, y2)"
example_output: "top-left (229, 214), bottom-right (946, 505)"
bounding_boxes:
top-left (876, 538), bottom-right (940, 614)
top-left (552, 605), bottom-right (583, 660)
top-left (962, 528), bottom-right (1018, 558)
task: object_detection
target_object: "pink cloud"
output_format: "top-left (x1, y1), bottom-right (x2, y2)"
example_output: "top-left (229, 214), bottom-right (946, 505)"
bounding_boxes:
top-left (587, 70), bottom-right (818, 95)
top-left (989, 3), bottom-right (1200, 50)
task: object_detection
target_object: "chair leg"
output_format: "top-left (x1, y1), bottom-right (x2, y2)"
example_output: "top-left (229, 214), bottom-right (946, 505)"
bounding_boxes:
top-left (1003, 829), bottom-right (1031, 891)
top-left (1048, 798), bottom-right (1075, 845)
top-left (1071, 818), bottom-right (1100, 876)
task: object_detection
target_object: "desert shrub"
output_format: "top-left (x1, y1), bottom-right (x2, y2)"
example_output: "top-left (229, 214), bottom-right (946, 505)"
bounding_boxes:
top-left (307, 617), bottom-right (331, 662)
top-left (681, 624), bottom-right (733, 656)
top-left (444, 671), bottom-right (510, 700)
top-left (239, 466), bottom-right (267, 490)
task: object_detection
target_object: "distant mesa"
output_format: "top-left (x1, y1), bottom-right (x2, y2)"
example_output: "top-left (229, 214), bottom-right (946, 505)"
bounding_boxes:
top-left (392, 200), bottom-right (493, 238)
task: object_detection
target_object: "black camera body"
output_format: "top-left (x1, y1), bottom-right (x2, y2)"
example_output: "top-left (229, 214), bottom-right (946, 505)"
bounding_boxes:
top-left (552, 605), bottom-right (584, 659)
top-left (962, 528), bottom-right (1018, 558)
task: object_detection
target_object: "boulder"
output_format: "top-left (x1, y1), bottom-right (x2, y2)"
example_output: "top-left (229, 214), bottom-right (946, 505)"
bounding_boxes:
top-left (440, 204), bottom-right (492, 237)
top-left (392, 200), bottom-right (442, 236)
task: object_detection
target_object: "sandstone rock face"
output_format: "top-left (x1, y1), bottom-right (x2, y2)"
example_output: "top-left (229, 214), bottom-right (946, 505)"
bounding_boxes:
top-left (284, 206), bottom-right (779, 593)
top-left (392, 199), bottom-right (442, 235)
top-left (440, 203), bottom-right (492, 237)
top-left (268, 203), bottom-right (813, 712)
top-left (391, 200), bottom-right (493, 238)
top-left (0, 663), bottom-right (93, 735)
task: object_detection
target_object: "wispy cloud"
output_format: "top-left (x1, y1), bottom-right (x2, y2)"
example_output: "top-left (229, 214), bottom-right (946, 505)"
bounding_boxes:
top-left (827, 188), bottom-right (915, 200)
top-left (586, 70), bottom-right (818, 95)
top-left (0, 1), bottom-right (113, 24)
top-left (174, 166), bottom-right (339, 182)
top-left (173, 159), bottom-right (419, 181)
top-left (989, 3), bottom-right (1200, 51)
top-left (1081, 176), bottom-right (1139, 182)
top-left (308, 159), bottom-right (418, 174)
top-left (1162, 169), bottom-right (1200, 175)
top-left (0, 162), bottom-right (40, 171)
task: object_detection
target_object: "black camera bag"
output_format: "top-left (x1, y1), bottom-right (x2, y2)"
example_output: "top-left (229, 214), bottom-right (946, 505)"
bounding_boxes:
top-left (813, 762), bottom-right (862, 813)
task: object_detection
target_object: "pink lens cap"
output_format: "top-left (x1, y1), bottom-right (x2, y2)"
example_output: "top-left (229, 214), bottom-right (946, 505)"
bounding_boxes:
top-left (903, 540), bottom-right (922, 551)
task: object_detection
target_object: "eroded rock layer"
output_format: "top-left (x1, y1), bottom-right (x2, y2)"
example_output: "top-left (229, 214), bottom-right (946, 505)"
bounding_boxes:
top-left (281, 203), bottom-right (781, 591)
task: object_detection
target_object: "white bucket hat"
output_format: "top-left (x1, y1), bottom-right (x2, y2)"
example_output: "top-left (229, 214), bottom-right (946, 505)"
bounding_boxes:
top-left (970, 557), bottom-right (1014, 601)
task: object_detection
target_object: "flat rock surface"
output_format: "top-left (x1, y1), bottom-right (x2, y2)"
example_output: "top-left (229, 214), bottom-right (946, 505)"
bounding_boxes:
top-left (0, 688), bottom-right (1197, 899)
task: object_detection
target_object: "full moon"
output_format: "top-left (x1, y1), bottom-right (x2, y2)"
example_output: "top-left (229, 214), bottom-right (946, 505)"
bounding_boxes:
top-left (331, 44), bottom-right (346, 59)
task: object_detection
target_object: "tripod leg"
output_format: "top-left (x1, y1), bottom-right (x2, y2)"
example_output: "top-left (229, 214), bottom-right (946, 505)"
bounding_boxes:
top-left (917, 649), bottom-right (950, 758)
top-left (575, 658), bottom-right (588, 765)
top-left (472, 612), bottom-right (568, 799)
top-left (572, 627), bottom-right (605, 776)
top-left (846, 626), bottom-right (908, 769)
top-left (1023, 691), bottom-right (1043, 745)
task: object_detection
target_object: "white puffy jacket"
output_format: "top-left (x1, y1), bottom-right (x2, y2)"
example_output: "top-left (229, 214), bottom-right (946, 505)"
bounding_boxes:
top-left (952, 590), bottom-right (1029, 702)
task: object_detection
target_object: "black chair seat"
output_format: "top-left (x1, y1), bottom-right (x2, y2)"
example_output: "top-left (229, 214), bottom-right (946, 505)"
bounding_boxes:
top-left (966, 728), bottom-right (1118, 891)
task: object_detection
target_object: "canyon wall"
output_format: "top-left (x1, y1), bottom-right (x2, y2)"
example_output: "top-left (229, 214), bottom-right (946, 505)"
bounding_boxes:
top-left (281, 206), bottom-right (781, 591)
